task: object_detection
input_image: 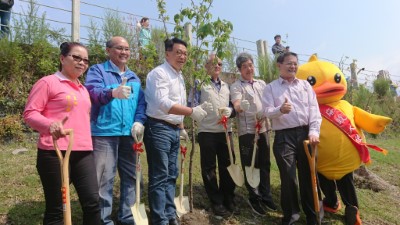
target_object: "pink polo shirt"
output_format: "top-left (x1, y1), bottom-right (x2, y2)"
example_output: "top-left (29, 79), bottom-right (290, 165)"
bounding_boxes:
top-left (23, 72), bottom-right (93, 151)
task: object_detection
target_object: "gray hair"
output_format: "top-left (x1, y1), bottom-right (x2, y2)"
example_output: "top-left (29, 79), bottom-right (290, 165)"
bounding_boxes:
top-left (236, 52), bottom-right (253, 69)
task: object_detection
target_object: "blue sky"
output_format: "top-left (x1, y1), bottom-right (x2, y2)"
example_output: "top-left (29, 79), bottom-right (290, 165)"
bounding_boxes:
top-left (12, 0), bottom-right (400, 85)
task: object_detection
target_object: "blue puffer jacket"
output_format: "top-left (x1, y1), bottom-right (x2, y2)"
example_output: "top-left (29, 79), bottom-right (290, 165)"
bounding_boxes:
top-left (85, 61), bottom-right (146, 136)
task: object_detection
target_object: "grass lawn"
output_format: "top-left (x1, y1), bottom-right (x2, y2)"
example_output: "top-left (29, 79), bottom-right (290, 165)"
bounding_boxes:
top-left (0, 133), bottom-right (399, 225)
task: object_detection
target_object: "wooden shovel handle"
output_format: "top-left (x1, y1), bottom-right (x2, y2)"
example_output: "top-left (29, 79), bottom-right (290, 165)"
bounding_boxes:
top-left (303, 140), bottom-right (320, 224)
top-left (53, 129), bottom-right (74, 225)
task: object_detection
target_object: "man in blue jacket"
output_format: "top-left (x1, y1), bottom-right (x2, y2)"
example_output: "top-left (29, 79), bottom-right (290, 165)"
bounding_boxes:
top-left (85, 36), bottom-right (146, 225)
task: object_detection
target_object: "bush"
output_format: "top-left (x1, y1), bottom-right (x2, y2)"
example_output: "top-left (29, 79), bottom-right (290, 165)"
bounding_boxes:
top-left (0, 115), bottom-right (25, 141)
top-left (373, 78), bottom-right (391, 98)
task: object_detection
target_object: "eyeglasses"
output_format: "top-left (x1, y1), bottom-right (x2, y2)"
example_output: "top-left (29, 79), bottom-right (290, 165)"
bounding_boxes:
top-left (68, 54), bottom-right (90, 65)
top-left (169, 50), bottom-right (187, 57)
top-left (207, 61), bottom-right (223, 67)
top-left (112, 46), bottom-right (131, 52)
top-left (283, 62), bottom-right (298, 67)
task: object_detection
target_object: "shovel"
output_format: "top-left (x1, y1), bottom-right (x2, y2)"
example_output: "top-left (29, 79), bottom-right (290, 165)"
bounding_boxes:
top-left (130, 140), bottom-right (149, 225)
top-left (303, 140), bottom-right (322, 225)
top-left (174, 140), bottom-right (190, 217)
top-left (219, 115), bottom-right (244, 187)
top-left (53, 129), bottom-right (74, 225)
top-left (245, 119), bottom-right (262, 188)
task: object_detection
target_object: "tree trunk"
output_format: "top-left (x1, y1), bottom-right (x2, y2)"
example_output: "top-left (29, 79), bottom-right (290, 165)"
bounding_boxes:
top-left (188, 119), bottom-right (195, 212)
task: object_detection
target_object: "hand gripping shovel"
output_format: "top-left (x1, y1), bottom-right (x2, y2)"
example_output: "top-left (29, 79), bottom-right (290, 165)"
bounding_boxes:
top-left (130, 140), bottom-right (149, 225)
top-left (53, 129), bottom-right (74, 225)
top-left (174, 140), bottom-right (190, 217)
top-left (218, 115), bottom-right (244, 187)
top-left (303, 140), bottom-right (322, 225)
top-left (245, 119), bottom-right (261, 188)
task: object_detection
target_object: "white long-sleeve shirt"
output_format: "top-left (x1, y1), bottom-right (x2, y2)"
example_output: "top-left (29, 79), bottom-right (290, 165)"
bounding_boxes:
top-left (145, 61), bottom-right (186, 124)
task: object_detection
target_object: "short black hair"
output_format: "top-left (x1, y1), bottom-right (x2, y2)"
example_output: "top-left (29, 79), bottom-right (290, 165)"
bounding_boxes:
top-left (164, 37), bottom-right (187, 51)
top-left (276, 52), bottom-right (298, 63)
top-left (274, 34), bottom-right (281, 40)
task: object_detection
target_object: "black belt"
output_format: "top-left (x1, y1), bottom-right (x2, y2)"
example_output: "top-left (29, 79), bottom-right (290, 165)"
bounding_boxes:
top-left (276, 125), bottom-right (309, 132)
top-left (148, 117), bottom-right (180, 129)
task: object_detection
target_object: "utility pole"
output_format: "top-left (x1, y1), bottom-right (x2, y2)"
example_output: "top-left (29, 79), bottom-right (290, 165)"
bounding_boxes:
top-left (72, 0), bottom-right (80, 41)
top-left (350, 59), bottom-right (358, 88)
top-left (184, 23), bottom-right (193, 46)
top-left (256, 39), bottom-right (265, 57)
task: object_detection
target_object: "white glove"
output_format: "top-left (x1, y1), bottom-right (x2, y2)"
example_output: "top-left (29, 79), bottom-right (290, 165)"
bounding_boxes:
top-left (190, 101), bottom-right (213, 122)
top-left (180, 129), bottom-right (189, 142)
top-left (112, 77), bottom-right (131, 99)
top-left (131, 122), bottom-right (144, 143)
top-left (201, 101), bottom-right (214, 113)
top-left (218, 107), bottom-right (232, 117)
top-left (240, 100), bottom-right (250, 111)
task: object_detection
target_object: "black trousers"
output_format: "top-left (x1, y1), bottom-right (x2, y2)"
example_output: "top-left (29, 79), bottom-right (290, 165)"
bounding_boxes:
top-left (238, 132), bottom-right (273, 203)
top-left (37, 149), bottom-right (101, 225)
top-left (319, 172), bottom-right (359, 208)
top-left (273, 127), bottom-right (319, 225)
top-left (198, 132), bottom-right (236, 206)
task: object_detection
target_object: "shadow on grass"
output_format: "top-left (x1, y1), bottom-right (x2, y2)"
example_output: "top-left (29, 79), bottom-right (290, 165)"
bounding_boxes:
top-left (7, 200), bottom-right (83, 225)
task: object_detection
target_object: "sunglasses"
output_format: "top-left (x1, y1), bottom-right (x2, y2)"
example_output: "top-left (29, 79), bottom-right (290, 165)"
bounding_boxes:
top-left (68, 54), bottom-right (90, 65)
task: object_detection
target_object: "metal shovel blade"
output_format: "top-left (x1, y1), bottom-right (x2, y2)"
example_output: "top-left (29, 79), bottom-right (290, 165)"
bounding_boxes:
top-left (130, 151), bottom-right (149, 225)
top-left (174, 195), bottom-right (190, 217)
top-left (227, 164), bottom-right (244, 187)
top-left (131, 203), bottom-right (148, 225)
top-left (245, 166), bottom-right (260, 188)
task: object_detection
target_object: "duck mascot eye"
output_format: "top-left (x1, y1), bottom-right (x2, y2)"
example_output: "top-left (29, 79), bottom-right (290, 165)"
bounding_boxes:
top-left (296, 54), bottom-right (392, 224)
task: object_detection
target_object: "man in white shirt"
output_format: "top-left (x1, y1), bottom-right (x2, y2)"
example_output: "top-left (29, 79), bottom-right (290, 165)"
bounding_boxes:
top-left (144, 37), bottom-right (212, 225)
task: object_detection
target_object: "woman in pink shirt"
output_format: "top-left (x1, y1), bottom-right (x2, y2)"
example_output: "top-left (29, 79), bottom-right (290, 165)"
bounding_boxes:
top-left (23, 42), bottom-right (101, 225)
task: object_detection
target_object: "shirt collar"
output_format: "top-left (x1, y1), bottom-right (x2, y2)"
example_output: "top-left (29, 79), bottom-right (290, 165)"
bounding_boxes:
top-left (210, 76), bottom-right (221, 84)
top-left (278, 76), bottom-right (299, 84)
top-left (108, 60), bottom-right (128, 75)
top-left (239, 76), bottom-right (257, 84)
top-left (55, 71), bottom-right (83, 86)
top-left (164, 61), bottom-right (182, 76)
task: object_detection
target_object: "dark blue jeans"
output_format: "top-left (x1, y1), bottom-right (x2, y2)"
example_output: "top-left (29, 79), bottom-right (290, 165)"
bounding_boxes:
top-left (0, 8), bottom-right (11, 39)
top-left (144, 119), bottom-right (180, 225)
top-left (36, 149), bottom-right (101, 225)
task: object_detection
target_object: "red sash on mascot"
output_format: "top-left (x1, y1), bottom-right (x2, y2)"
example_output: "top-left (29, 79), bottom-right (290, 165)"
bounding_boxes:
top-left (319, 104), bottom-right (388, 164)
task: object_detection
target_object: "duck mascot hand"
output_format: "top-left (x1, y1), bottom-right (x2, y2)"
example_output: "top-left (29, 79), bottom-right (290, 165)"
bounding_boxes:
top-left (296, 55), bottom-right (392, 180)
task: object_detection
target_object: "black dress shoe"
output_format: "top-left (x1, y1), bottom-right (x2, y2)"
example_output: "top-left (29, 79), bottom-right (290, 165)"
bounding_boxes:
top-left (261, 199), bottom-right (278, 211)
top-left (169, 217), bottom-right (180, 225)
top-left (224, 201), bottom-right (240, 215)
top-left (212, 204), bottom-right (231, 217)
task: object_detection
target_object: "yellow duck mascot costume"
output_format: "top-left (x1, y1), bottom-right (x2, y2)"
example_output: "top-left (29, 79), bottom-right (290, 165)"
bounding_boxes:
top-left (296, 55), bottom-right (392, 225)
